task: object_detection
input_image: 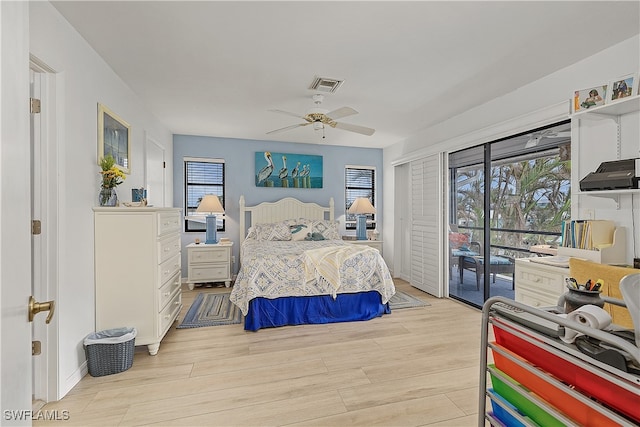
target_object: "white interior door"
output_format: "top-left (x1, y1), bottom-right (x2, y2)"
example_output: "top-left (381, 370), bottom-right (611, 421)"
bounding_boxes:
top-left (410, 154), bottom-right (443, 297)
top-left (145, 134), bottom-right (165, 207)
top-left (1, 1), bottom-right (33, 416)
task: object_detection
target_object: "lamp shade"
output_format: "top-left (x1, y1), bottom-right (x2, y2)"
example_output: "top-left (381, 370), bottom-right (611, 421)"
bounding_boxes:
top-left (196, 195), bottom-right (225, 215)
top-left (348, 197), bottom-right (376, 214)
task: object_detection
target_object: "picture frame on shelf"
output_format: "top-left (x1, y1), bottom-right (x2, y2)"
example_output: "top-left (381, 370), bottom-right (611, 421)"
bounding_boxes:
top-left (606, 73), bottom-right (637, 104)
top-left (98, 103), bottom-right (131, 174)
top-left (572, 84), bottom-right (607, 113)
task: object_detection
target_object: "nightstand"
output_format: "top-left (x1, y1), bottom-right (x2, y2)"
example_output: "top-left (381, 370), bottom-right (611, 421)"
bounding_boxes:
top-left (343, 238), bottom-right (383, 255)
top-left (186, 242), bottom-right (233, 290)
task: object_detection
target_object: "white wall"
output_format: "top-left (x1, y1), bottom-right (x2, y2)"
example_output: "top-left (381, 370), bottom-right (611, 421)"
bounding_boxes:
top-left (383, 35), bottom-right (640, 275)
top-left (29, 2), bottom-right (173, 397)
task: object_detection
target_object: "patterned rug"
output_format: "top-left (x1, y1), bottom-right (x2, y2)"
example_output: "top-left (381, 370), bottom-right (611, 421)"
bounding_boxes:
top-left (177, 292), bottom-right (243, 328)
top-left (388, 290), bottom-right (430, 310)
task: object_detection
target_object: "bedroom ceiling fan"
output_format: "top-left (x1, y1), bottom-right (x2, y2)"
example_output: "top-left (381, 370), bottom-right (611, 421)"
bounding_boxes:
top-left (525, 129), bottom-right (571, 148)
top-left (266, 94), bottom-right (375, 138)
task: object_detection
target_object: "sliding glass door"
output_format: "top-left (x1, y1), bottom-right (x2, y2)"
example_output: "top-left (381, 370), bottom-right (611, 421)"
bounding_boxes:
top-left (448, 121), bottom-right (571, 308)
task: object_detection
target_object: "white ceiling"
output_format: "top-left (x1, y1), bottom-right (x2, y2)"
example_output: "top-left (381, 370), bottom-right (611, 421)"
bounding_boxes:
top-left (51, 1), bottom-right (640, 149)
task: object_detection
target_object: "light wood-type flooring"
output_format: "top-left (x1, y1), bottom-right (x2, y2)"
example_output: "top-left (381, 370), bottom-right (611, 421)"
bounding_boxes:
top-left (36, 279), bottom-right (491, 426)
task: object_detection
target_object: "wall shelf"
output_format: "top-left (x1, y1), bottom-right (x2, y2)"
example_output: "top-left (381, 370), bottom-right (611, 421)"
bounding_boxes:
top-left (577, 189), bottom-right (640, 209)
top-left (571, 95), bottom-right (640, 119)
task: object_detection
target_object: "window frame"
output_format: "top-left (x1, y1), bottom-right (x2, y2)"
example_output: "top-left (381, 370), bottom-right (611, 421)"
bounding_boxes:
top-left (345, 165), bottom-right (376, 230)
top-left (184, 157), bottom-right (226, 233)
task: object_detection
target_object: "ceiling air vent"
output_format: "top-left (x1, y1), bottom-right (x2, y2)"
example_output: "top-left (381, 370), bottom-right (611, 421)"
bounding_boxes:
top-left (309, 76), bottom-right (344, 93)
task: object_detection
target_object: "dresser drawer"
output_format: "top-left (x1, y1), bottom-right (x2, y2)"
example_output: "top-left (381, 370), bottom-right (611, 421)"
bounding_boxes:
top-left (188, 264), bottom-right (229, 282)
top-left (158, 271), bottom-right (181, 311)
top-left (189, 247), bottom-right (230, 264)
top-left (159, 291), bottom-right (181, 336)
top-left (158, 211), bottom-right (181, 236)
top-left (516, 266), bottom-right (566, 295)
top-left (158, 253), bottom-right (181, 286)
top-left (158, 234), bottom-right (181, 264)
top-left (515, 287), bottom-right (561, 308)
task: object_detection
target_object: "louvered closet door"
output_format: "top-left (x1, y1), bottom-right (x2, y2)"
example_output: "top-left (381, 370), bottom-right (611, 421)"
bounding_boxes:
top-left (410, 154), bottom-right (443, 297)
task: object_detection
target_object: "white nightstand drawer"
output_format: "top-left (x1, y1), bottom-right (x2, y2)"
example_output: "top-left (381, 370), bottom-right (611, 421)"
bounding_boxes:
top-left (158, 234), bottom-right (181, 264)
top-left (189, 247), bottom-right (230, 263)
top-left (188, 264), bottom-right (229, 281)
top-left (158, 253), bottom-right (181, 286)
top-left (158, 271), bottom-right (181, 311)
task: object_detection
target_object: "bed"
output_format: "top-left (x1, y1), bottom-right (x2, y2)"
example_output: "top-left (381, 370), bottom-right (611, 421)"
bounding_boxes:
top-left (230, 196), bottom-right (396, 331)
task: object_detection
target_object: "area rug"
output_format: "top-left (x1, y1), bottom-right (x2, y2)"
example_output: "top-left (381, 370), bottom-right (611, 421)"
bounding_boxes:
top-left (389, 291), bottom-right (430, 310)
top-left (177, 292), bottom-right (242, 328)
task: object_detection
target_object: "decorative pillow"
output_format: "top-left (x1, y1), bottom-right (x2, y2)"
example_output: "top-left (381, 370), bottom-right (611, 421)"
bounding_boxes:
top-left (310, 220), bottom-right (341, 240)
top-left (254, 222), bottom-right (292, 241)
top-left (289, 222), bottom-right (311, 241)
top-left (449, 232), bottom-right (470, 249)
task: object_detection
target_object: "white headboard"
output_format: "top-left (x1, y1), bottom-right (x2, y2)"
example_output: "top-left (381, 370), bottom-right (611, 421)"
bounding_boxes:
top-left (239, 195), bottom-right (334, 246)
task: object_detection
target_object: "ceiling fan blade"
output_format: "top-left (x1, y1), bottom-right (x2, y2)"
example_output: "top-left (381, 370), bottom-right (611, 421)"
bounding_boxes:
top-left (326, 106), bottom-right (358, 120)
top-left (266, 122), bottom-right (311, 135)
top-left (333, 121), bottom-right (375, 136)
top-left (269, 109), bottom-right (307, 120)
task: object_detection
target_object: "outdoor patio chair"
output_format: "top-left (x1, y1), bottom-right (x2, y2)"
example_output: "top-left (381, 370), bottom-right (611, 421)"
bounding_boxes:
top-left (459, 254), bottom-right (515, 290)
top-left (448, 225), bottom-right (481, 278)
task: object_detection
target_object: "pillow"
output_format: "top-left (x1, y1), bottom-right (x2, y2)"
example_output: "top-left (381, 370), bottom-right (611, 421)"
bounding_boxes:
top-left (309, 219), bottom-right (341, 240)
top-left (449, 232), bottom-right (470, 249)
top-left (254, 222), bottom-right (292, 241)
top-left (289, 222), bottom-right (311, 241)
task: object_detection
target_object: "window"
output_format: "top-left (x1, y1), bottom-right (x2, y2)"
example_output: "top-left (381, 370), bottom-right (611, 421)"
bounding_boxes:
top-left (184, 158), bottom-right (225, 232)
top-left (345, 166), bottom-right (376, 229)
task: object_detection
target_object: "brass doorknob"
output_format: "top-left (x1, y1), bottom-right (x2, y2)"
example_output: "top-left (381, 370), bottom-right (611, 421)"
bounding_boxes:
top-left (28, 296), bottom-right (55, 324)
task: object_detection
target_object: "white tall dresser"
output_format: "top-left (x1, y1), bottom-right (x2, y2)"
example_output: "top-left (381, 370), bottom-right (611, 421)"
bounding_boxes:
top-left (93, 207), bottom-right (182, 355)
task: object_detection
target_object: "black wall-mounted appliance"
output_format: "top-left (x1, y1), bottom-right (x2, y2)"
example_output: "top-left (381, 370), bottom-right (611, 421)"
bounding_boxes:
top-left (579, 158), bottom-right (639, 191)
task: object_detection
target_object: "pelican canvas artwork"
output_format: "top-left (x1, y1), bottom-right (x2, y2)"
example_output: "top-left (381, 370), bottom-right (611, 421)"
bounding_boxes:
top-left (255, 151), bottom-right (323, 188)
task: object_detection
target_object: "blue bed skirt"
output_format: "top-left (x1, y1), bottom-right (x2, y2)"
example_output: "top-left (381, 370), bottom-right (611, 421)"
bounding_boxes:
top-left (244, 291), bottom-right (391, 331)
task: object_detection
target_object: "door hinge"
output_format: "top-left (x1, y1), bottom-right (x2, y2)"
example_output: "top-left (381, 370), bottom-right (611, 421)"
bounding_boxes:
top-left (30, 98), bottom-right (41, 114)
top-left (163, 161), bottom-right (166, 168)
top-left (32, 219), bottom-right (42, 235)
top-left (32, 340), bottom-right (42, 356)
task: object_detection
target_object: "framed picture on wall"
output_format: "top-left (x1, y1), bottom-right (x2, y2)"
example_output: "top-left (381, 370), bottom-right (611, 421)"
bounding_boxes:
top-left (606, 73), bottom-right (637, 104)
top-left (572, 84), bottom-right (607, 113)
top-left (255, 151), bottom-right (323, 188)
top-left (98, 103), bottom-right (131, 174)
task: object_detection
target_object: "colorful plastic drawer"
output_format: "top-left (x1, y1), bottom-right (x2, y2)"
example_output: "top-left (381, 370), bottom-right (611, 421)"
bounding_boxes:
top-left (492, 319), bottom-right (640, 422)
top-left (488, 389), bottom-right (529, 427)
top-left (489, 365), bottom-right (563, 427)
top-left (492, 346), bottom-right (621, 427)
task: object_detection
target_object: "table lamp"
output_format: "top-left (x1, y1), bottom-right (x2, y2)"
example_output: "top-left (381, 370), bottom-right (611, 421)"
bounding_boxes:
top-left (196, 195), bottom-right (225, 244)
top-left (348, 197), bottom-right (376, 240)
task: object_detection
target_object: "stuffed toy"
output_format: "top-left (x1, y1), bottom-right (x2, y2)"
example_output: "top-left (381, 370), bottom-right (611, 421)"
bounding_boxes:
top-left (304, 232), bottom-right (325, 241)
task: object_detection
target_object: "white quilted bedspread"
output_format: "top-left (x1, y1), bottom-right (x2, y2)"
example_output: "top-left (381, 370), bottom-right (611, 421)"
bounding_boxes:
top-left (230, 239), bottom-right (396, 315)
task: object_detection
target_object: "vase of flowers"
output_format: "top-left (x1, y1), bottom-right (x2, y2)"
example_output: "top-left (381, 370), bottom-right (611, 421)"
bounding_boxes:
top-left (99, 154), bottom-right (126, 206)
